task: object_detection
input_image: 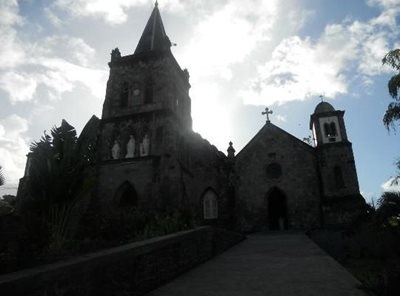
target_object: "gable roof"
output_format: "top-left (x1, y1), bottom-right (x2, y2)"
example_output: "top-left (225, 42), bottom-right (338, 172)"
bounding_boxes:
top-left (236, 122), bottom-right (315, 159)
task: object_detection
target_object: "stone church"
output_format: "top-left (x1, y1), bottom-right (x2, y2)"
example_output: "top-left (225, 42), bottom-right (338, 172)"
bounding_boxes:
top-left (16, 3), bottom-right (364, 232)
top-left (94, 3), bottom-right (364, 232)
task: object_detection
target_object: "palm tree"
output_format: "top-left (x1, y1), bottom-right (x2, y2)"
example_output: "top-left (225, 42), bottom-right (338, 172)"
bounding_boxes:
top-left (382, 49), bottom-right (400, 130)
top-left (0, 165), bottom-right (4, 187)
top-left (376, 191), bottom-right (400, 228)
top-left (21, 116), bottom-right (100, 250)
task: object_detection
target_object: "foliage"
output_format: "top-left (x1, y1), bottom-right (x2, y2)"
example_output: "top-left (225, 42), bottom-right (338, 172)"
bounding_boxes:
top-left (0, 165), bottom-right (4, 186)
top-left (382, 49), bottom-right (400, 130)
top-left (376, 191), bottom-right (400, 228)
top-left (21, 116), bottom-right (100, 250)
top-left (1, 195), bottom-right (16, 206)
top-left (82, 206), bottom-right (195, 245)
top-left (302, 135), bottom-right (313, 146)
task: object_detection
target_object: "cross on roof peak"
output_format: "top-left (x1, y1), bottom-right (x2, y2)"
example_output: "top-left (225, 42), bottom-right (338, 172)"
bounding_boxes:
top-left (262, 107), bottom-right (273, 123)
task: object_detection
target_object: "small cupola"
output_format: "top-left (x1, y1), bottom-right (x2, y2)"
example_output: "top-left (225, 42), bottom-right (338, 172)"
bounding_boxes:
top-left (310, 101), bottom-right (348, 146)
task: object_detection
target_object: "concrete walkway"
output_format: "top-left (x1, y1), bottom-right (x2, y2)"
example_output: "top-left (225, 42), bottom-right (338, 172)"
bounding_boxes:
top-left (147, 232), bottom-right (367, 296)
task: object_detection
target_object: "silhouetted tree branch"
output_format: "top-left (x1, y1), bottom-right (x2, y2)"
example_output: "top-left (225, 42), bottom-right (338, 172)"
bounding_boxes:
top-left (382, 49), bottom-right (400, 130)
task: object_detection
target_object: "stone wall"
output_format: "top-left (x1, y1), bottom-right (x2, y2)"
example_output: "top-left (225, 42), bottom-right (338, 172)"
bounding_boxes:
top-left (0, 226), bottom-right (244, 296)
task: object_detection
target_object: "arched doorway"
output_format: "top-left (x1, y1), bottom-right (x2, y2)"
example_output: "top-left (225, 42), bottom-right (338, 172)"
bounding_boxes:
top-left (202, 188), bottom-right (218, 220)
top-left (114, 181), bottom-right (138, 207)
top-left (267, 188), bottom-right (288, 230)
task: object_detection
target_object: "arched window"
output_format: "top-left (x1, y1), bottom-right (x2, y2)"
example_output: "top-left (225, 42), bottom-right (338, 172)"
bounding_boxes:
top-left (334, 166), bottom-right (345, 188)
top-left (120, 82), bottom-right (129, 108)
top-left (203, 189), bottom-right (218, 220)
top-left (114, 181), bottom-right (138, 207)
top-left (144, 79), bottom-right (153, 104)
top-left (330, 122), bottom-right (337, 136)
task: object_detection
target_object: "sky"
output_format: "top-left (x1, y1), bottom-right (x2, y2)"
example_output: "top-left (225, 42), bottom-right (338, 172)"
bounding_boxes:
top-left (0, 0), bottom-right (399, 202)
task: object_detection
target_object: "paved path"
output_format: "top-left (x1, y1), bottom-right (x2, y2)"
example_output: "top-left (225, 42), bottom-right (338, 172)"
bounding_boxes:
top-left (147, 232), bottom-right (367, 296)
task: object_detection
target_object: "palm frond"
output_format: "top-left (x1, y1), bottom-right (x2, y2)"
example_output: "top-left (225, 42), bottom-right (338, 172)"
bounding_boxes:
top-left (0, 165), bottom-right (4, 186)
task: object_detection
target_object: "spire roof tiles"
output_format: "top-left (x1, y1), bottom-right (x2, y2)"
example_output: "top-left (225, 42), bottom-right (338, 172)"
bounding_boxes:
top-left (134, 3), bottom-right (171, 55)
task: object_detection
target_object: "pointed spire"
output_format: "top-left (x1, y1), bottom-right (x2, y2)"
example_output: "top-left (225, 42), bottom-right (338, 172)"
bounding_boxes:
top-left (134, 2), bottom-right (171, 55)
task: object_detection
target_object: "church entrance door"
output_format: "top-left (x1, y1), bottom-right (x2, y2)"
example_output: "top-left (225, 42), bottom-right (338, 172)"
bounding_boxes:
top-left (267, 188), bottom-right (288, 230)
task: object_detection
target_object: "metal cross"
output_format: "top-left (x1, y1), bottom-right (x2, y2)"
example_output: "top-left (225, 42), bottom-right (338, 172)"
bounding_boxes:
top-left (262, 107), bottom-right (273, 122)
top-left (319, 95), bottom-right (324, 102)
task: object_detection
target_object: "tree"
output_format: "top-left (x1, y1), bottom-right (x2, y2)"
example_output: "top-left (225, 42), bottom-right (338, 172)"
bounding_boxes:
top-left (382, 49), bottom-right (400, 130)
top-left (0, 165), bottom-right (4, 187)
top-left (376, 191), bottom-right (400, 228)
top-left (21, 116), bottom-right (99, 250)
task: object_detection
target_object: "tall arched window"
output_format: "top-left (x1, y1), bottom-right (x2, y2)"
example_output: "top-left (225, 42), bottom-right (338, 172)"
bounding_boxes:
top-left (203, 189), bottom-right (218, 220)
top-left (144, 79), bottom-right (153, 104)
top-left (330, 122), bottom-right (337, 136)
top-left (334, 166), bottom-right (345, 188)
top-left (323, 123), bottom-right (331, 137)
top-left (114, 181), bottom-right (138, 207)
top-left (120, 82), bottom-right (129, 108)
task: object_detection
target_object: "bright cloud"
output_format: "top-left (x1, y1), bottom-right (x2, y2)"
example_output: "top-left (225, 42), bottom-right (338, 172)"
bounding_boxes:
top-left (242, 4), bottom-right (400, 105)
top-left (0, 114), bottom-right (29, 184)
top-left (0, 8), bottom-right (107, 104)
top-left (242, 35), bottom-right (349, 105)
top-left (0, 72), bottom-right (37, 103)
top-left (367, 0), bottom-right (400, 9)
top-left (180, 0), bottom-right (279, 80)
top-left (191, 82), bottom-right (232, 150)
top-left (382, 176), bottom-right (400, 192)
top-left (35, 57), bottom-right (107, 99)
top-left (0, 1), bottom-right (25, 69)
top-left (54, 0), bottom-right (149, 24)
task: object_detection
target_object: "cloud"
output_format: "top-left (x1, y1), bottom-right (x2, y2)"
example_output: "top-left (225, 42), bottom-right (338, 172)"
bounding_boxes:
top-left (179, 0), bottom-right (279, 80)
top-left (242, 35), bottom-right (350, 105)
top-left (367, 0), bottom-right (400, 9)
top-left (0, 72), bottom-right (37, 103)
top-left (0, 114), bottom-right (29, 184)
top-left (382, 176), bottom-right (400, 192)
top-left (0, 0), bottom-right (22, 27)
top-left (34, 57), bottom-right (107, 99)
top-left (0, 12), bottom-right (107, 104)
top-left (178, 0), bottom-right (314, 83)
top-left (52, 0), bottom-right (217, 24)
top-left (241, 4), bottom-right (400, 105)
top-left (53, 0), bottom-right (149, 24)
top-left (276, 114), bottom-right (287, 123)
top-left (0, 1), bottom-right (25, 69)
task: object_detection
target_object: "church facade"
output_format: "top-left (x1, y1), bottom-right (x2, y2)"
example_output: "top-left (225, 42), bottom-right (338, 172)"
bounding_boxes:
top-left (16, 4), bottom-right (364, 232)
top-left (94, 4), bottom-right (365, 232)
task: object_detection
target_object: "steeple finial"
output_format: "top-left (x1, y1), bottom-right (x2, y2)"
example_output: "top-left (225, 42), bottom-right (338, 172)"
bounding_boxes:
top-left (262, 107), bottom-right (273, 123)
top-left (134, 1), bottom-right (171, 54)
top-left (227, 141), bottom-right (236, 158)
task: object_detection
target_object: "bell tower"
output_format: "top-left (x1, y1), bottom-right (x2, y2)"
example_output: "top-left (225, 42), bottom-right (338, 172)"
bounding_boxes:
top-left (96, 3), bottom-right (192, 209)
top-left (310, 101), bottom-right (364, 224)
